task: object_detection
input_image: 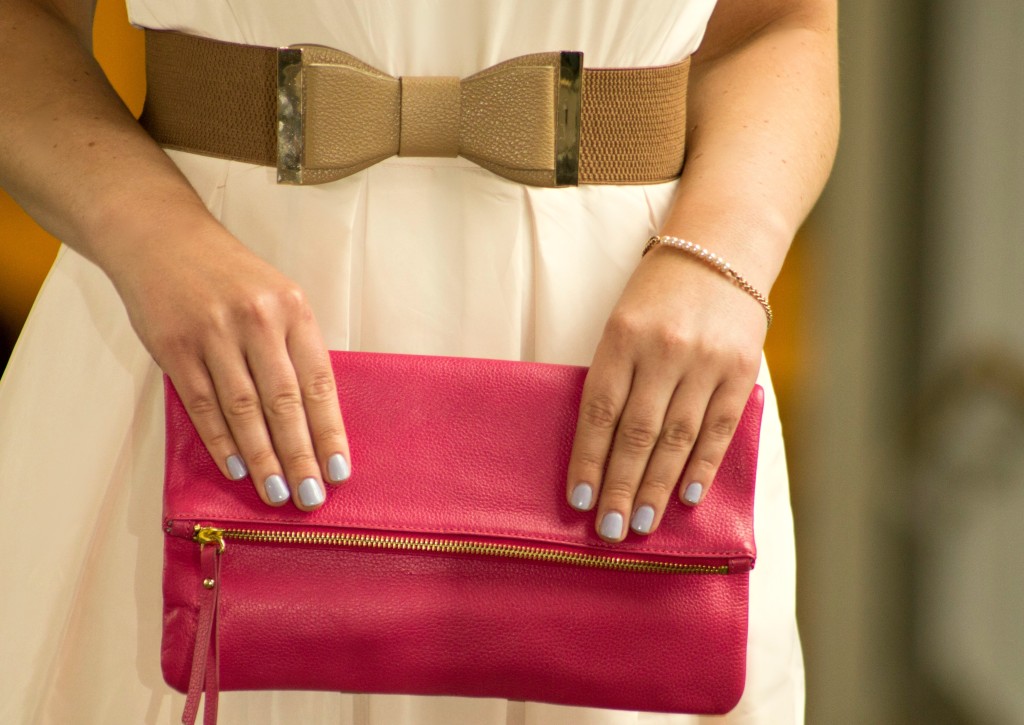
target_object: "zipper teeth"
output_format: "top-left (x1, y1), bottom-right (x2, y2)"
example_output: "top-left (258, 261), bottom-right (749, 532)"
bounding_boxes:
top-left (213, 527), bottom-right (728, 575)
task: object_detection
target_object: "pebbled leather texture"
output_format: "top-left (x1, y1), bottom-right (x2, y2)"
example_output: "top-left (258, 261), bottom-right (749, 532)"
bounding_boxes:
top-left (162, 351), bottom-right (762, 717)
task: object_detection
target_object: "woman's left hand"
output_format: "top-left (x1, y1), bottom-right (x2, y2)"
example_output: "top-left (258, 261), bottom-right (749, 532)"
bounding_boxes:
top-left (566, 244), bottom-right (769, 541)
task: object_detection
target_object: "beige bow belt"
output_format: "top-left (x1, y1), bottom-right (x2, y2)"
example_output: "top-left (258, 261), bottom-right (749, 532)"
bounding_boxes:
top-left (139, 30), bottom-right (690, 187)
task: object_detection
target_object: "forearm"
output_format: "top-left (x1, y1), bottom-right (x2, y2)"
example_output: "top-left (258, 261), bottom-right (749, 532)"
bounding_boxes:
top-left (658, 0), bottom-right (840, 293)
top-left (0, 0), bottom-right (223, 284)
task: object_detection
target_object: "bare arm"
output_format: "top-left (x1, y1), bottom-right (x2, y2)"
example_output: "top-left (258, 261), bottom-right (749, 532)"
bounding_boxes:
top-left (0, 0), bottom-right (351, 509)
top-left (0, 0), bottom-right (209, 262)
top-left (567, 0), bottom-right (839, 539)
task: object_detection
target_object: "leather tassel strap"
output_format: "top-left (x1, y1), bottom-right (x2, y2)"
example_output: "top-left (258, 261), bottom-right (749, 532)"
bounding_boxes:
top-left (139, 29), bottom-right (690, 187)
top-left (182, 541), bottom-right (221, 725)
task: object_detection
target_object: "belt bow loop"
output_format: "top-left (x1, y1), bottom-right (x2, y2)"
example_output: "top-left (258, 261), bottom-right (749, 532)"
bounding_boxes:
top-left (278, 46), bottom-right (583, 186)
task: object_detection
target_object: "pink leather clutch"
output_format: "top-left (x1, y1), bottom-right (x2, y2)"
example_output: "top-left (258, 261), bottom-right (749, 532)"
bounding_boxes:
top-left (162, 351), bottom-right (762, 724)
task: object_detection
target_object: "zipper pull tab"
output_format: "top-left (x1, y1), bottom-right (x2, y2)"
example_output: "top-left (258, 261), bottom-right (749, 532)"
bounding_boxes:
top-left (182, 531), bottom-right (222, 724)
top-left (194, 526), bottom-right (226, 553)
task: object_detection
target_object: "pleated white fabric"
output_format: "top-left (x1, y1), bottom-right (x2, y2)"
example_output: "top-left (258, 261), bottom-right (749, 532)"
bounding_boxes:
top-left (0, 1), bottom-right (803, 722)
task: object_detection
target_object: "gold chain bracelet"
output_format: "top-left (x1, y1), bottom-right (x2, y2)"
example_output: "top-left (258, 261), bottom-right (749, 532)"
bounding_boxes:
top-left (642, 235), bottom-right (773, 329)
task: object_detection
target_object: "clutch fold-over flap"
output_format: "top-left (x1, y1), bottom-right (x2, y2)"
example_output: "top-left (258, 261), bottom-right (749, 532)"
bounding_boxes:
top-left (164, 351), bottom-right (761, 563)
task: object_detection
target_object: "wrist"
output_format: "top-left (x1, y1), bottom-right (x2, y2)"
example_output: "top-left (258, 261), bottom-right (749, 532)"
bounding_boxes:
top-left (642, 235), bottom-right (773, 329)
top-left (91, 200), bottom-right (236, 292)
top-left (656, 191), bottom-right (793, 295)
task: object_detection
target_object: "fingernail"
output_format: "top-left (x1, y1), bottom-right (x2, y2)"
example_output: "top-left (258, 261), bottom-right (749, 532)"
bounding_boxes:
top-left (630, 505), bottom-right (655, 534)
top-left (570, 483), bottom-right (594, 511)
top-left (683, 482), bottom-right (703, 505)
top-left (327, 453), bottom-right (351, 483)
top-left (264, 475), bottom-right (290, 504)
top-left (298, 477), bottom-right (325, 507)
top-left (226, 454), bottom-right (248, 481)
top-left (599, 511), bottom-right (624, 540)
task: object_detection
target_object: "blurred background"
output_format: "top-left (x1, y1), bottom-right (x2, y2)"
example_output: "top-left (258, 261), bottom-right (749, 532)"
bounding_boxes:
top-left (1, 2), bottom-right (1022, 724)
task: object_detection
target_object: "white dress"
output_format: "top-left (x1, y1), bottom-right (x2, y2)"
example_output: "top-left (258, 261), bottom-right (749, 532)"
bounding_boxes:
top-left (0, 1), bottom-right (804, 722)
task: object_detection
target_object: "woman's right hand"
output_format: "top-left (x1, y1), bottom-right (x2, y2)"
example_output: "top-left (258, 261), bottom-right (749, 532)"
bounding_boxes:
top-left (0, 0), bottom-right (347, 510)
top-left (110, 217), bottom-right (350, 511)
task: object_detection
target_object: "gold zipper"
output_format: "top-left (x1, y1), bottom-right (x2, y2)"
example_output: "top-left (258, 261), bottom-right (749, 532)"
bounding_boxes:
top-left (192, 525), bottom-right (728, 575)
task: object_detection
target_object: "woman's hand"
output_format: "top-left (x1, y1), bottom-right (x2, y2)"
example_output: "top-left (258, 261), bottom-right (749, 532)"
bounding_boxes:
top-left (559, 0), bottom-right (839, 541)
top-left (111, 219), bottom-right (350, 511)
top-left (0, 0), bottom-right (348, 510)
top-left (566, 245), bottom-right (768, 541)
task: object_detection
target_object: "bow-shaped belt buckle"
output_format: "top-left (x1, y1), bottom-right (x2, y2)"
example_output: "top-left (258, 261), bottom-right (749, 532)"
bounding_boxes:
top-left (277, 45), bottom-right (582, 187)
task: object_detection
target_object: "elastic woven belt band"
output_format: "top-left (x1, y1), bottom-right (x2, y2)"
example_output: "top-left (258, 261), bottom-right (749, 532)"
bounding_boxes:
top-left (139, 30), bottom-right (690, 186)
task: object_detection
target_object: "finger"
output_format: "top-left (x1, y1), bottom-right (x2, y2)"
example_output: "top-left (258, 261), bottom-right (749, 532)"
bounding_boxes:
top-left (244, 341), bottom-right (327, 512)
top-left (287, 324), bottom-right (350, 485)
top-left (204, 347), bottom-right (292, 507)
top-left (169, 361), bottom-right (248, 483)
top-left (593, 369), bottom-right (678, 542)
top-left (628, 381), bottom-right (711, 536)
top-left (678, 383), bottom-right (751, 507)
top-left (565, 344), bottom-right (633, 515)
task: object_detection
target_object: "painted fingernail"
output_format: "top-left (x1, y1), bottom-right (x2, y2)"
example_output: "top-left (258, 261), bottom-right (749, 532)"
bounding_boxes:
top-left (264, 475), bottom-right (290, 504)
top-left (226, 454), bottom-right (248, 481)
top-left (631, 505), bottom-right (655, 534)
top-left (298, 477), bottom-right (325, 507)
top-left (599, 511), bottom-right (624, 540)
top-left (327, 453), bottom-right (351, 483)
top-left (683, 482), bottom-right (703, 505)
top-left (570, 483), bottom-right (594, 511)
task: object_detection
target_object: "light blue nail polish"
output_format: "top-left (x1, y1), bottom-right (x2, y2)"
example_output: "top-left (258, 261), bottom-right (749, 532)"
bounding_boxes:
top-left (684, 482), bottom-right (703, 505)
top-left (226, 454), bottom-right (248, 481)
top-left (327, 453), bottom-right (351, 483)
top-left (298, 477), bottom-right (325, 507)
top-left (570, 483), bottom-right (594, 511)
top-left (631, 505), bottom-right (655, 534)
top-left (264, 475), bottom-right (290, 504)
top-left (599, 511), bottom-right (624, 540)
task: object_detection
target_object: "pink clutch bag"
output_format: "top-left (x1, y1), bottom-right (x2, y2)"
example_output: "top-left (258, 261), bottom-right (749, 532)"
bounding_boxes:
top-left (162, 351), bottom-right (762, 724)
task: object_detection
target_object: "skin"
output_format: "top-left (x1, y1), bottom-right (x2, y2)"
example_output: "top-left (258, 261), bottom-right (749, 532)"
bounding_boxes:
top-left (0, 1), bottom-right (838, 536)
top-left (566, 1), bottom-right (840, 540)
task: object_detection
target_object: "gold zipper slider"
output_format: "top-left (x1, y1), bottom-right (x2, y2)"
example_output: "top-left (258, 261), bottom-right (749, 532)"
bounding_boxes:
top-left (193, 525), bottom-right (226, 553)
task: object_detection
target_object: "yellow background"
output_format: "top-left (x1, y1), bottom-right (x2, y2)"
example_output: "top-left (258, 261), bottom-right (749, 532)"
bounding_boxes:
top-left (0, 0), bottom-right (144, 343)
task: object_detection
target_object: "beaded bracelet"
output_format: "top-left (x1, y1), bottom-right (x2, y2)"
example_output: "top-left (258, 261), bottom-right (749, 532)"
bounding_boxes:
top-left (642, 235), bottom-right (773, 329)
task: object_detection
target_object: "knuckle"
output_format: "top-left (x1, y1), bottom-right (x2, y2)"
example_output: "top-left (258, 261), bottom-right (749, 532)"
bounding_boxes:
top-left (603, 313), bottom-right (645, 344)
top-left (600, 477), bottom-right (638, 503)
top-left (692, 444), bottom-right (724, 473)
top-left (267, 389), bottom-right (304, 418)
top-left (733, 350), bottom-right (761, 377)
top-left (617, 420), bottom-right (659, 452)
top-left (575, 451), bottom-right (608, 471)
top-left (312, 425), bottom-right (346, 447)
top-left (278, 285), bottom-right (313, 322)
top-left (237, 284), bottom-right (309, 329)
top-left (659, 419), bottom-right (699, 452)
top-left (302, 370), bottom-right (337, 404)
top-left (580, 395), bottom-right (619, 430)
top-left (152, 330), bottom-right (195, 359)
top-left (206, 431), bottom-right (235, 451)
top-left (280, 284), bottom-right (308, 310)
top-left (706, 412), bottom-right (739, 440)
top-left (641, 476), bottom-right (676, 496)
top-left (280, 448), bottom-right (318, 472)
top-left (240, 293), bottom-right (278, 329)
top-left (694, 460), bottom-right (720, 478)
top-left (653, 326), bottom-right (691, 357)
top-left (225, 392), bottom-right (262, 420)
top-left (246, 447), bottom-right (279, 470)
top-left (184, 392), bottom-right (220, 419)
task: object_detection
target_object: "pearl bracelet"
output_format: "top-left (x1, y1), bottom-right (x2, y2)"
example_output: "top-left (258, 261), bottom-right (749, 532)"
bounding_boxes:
top-left (642, 235), bottom-right (773, 329)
